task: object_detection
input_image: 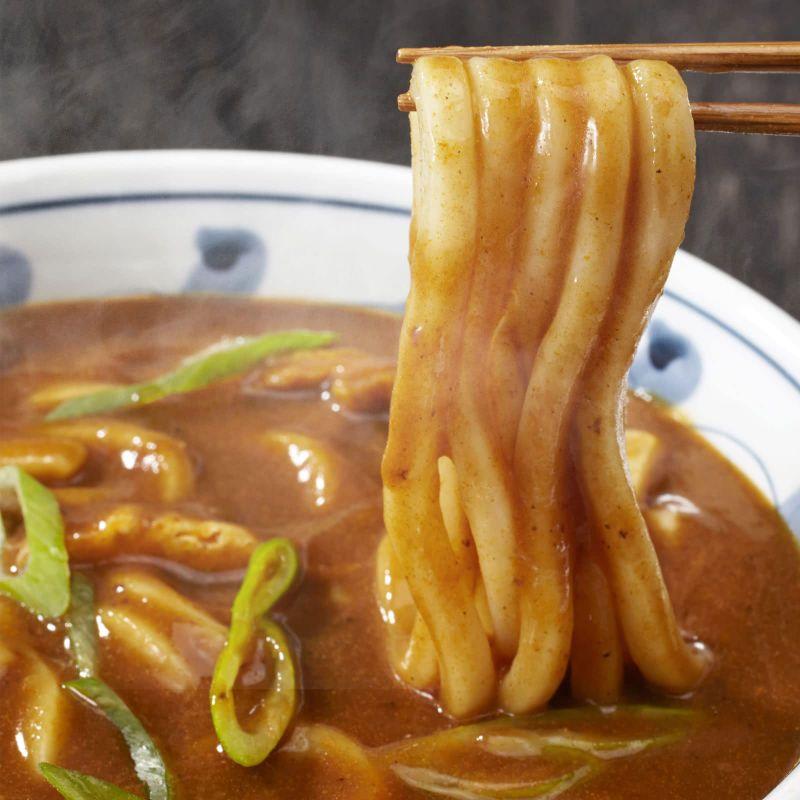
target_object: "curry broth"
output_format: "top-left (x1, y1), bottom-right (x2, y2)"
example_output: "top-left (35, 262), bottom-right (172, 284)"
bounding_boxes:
top-left (0, 296), bottom-right (798, 799)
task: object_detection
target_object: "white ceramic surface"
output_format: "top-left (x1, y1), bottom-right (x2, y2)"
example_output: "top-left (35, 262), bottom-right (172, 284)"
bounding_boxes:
top-left (0, 150), bottom-right (798, 798)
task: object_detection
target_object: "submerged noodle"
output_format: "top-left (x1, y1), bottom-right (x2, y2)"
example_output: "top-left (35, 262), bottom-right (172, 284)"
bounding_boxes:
top-left (381, 54), bottom-right (709, 717)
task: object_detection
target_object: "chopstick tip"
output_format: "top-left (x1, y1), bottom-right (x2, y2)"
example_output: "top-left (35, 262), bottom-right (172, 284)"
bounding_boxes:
top-left (397, 93), bottom-right (415, 112)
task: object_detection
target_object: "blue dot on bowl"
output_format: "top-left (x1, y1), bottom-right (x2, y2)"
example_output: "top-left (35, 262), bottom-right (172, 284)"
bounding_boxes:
top-left (183, 228), bottom-right (267, 294)
top-left (0, 246), bottom-right (32, 307)
top-left (629, 318), bottom-right (702, 404)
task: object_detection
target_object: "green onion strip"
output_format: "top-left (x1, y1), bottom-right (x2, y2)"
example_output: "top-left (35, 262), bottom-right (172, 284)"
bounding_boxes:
top-left (0, 465), bottom-right (70, 617)
top-left (65, 678), bottom-right (174, 800)
top-left (39, 763), bottom-right (141, 800)
top-left (46, 329), bottom-right (336, 421)
top-left (374, 704), bottom-right (699, 799)
top-left (41, 579), bottom-right (171, 799)
top-left (65, 573), bottom-right (98, 678)
top-left (210, 538), bottom-right (299, 767)
top-left (390, 762), bottom-right (593, 800)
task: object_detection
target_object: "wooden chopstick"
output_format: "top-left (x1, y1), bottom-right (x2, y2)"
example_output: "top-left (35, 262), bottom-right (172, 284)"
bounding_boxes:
top-left (397, 93), bottom-right (800, 135)
top-left (692, 102), bottom-right (800, 135)
top-left (396, 42), bottom-right (800, 135)
top-left (397, 42), bottom-right (800, 72)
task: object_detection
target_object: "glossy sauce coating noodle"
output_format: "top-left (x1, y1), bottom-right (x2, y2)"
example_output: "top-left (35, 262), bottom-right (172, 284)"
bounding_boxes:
top-left (381, 55), bottom-right (709, 717)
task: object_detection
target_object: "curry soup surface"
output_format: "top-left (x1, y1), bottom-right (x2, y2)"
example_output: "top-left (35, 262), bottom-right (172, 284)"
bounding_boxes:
top-left (0, 296), bottom-right (798, 800)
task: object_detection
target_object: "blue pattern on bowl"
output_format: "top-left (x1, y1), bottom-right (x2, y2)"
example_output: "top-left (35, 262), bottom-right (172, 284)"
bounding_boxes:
top-left (629, 318), bottom-right (702, 403)
top-left (0, 245), bottom-right (32, 307)
top-left (781, 489), bottom-right (800, 537)
top-left (183, 227), bottom-right (266, 294)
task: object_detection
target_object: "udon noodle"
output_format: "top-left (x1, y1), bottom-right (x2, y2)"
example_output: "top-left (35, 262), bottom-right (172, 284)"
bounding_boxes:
top-left (380, 54), bottom-right (711, 717)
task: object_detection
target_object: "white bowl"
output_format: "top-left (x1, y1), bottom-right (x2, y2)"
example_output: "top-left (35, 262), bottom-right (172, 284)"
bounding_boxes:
top-left (1, 150), bottom-right (798, 798)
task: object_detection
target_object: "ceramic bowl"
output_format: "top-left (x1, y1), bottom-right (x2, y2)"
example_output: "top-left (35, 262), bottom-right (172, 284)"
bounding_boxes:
top-left (1, 150), bottom-right (798, 798)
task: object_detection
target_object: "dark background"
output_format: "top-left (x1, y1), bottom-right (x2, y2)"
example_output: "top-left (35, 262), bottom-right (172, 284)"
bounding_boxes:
top-left (1, 0), bottom-right (798, 319)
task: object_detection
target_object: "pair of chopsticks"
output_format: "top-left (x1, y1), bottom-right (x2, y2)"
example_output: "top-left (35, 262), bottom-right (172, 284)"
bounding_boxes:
top-left (397, 42), bottom-right (800, 135)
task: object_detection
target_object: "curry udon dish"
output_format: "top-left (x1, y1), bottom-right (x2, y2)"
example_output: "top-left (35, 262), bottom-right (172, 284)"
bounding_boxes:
top-left (0, 55), bottom-right (799, 800)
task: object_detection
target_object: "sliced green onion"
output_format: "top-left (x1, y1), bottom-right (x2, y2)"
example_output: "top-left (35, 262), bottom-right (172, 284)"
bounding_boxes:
top-left (46, 329), bottom-right (337, 421)
top-left (390, 762), bottom-right (594, 800)
top-left (65, 573), bottom-right (98, 678)
top-left (392, 703), bottom-right (698, 755)
top-left (378, 703), bottom-right (699, 799)
top-left (0, 466), bottom-right (70, 617)
top-left (480, 729), bottom-right (679, 761)
top-left (39, 764), bottom-right (141, 800)
top-left (65, 678), bottom-right (173, 800)
top-left (210, 538), bottom-right (298, 766)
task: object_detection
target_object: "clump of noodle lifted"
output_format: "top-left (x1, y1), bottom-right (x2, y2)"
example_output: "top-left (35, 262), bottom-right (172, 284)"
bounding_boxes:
top-left (379, 54), bottom-right (710, 718)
